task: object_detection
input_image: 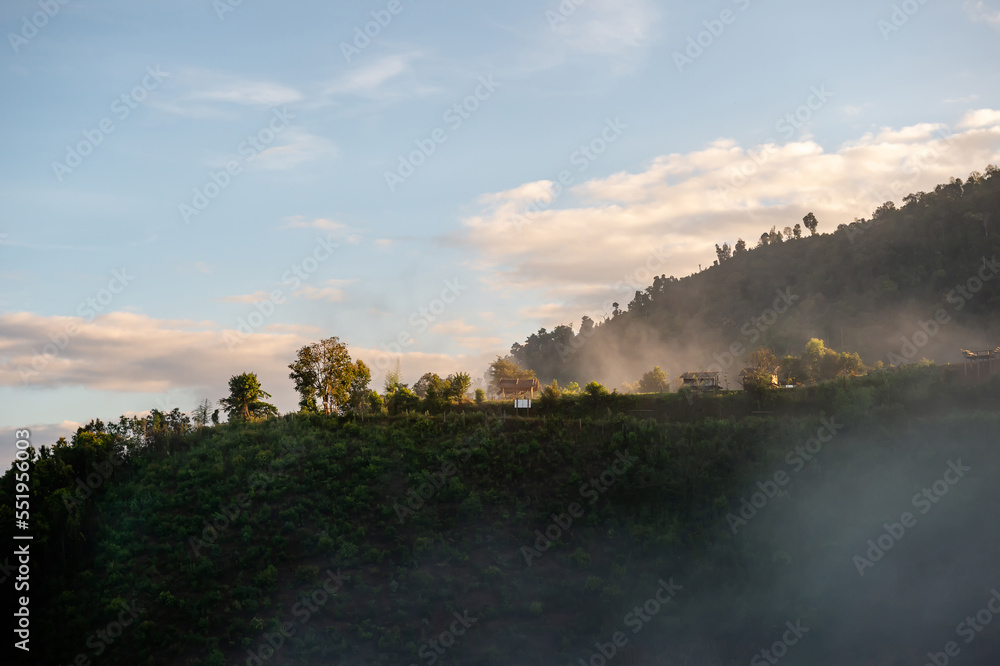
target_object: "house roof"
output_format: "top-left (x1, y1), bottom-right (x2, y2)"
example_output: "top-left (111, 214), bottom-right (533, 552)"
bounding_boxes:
top-left (680, 371), bottom-right (720, 379)
top-left (496, 378), bottom-right (540, 389)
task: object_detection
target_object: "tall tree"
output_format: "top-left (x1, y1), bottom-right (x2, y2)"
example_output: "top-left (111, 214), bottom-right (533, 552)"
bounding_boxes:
top-left (219, 373), bottom-right (278, 422)
top-left (447, 372), bottom-right (473, 401)
top-left (347, 360), bottom-right (372, 413)
top-left (638, 366), bottom-right (669, 393)
top-left (192, 399), bottom-right (213, 428)
top-left (288, 337), bottom-right (360, 415)
top-left (802, 212), bottom-right (819, 235)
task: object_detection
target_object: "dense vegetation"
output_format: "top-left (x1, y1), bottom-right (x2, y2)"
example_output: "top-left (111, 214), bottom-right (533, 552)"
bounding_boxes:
top-left (4, 366), bottom-right (1000, 665)
top-left (506, 166), bottom-right (1000, 387)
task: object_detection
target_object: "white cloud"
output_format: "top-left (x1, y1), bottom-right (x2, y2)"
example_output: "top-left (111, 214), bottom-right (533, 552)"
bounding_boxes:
top-left (294, 279), bottom-right (351, 302)
top-left (965, 1), bottom-right (1000, 25)
top-left (455, 336), bottom-right (505, 351)
top-left (461, 111), bottom-right (1000, 308)
top-left (320, 54), bottom-right (434, 101)
top-left (550, 0), bottom-right (658, 55)
top-left (219, 291), bottom-right (276, 304)
top-left (249, 130), bottom-right (338, 171)
top-left (945, 94), bottom-right (980, 104)
top-left (431, 319), bottom-right (479, 335)
top-left (280, 216), bottom-right (349, 232)
top-left (958, 108), bottom-right (1000, 129)
top-left (0, 311), bottom-right (304, 393)
top-left (153, 69), bottom-right (302, 118)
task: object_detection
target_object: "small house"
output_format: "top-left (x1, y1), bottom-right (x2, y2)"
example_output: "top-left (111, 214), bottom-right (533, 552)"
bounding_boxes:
top-left (496, 377), bottom-right (541, 398)
top-left (680, 371), bottom-right (721, 390)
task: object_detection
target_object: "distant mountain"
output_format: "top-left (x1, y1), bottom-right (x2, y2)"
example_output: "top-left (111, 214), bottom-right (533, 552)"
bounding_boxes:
top-left (507, 166), bottom-right (1000, 389)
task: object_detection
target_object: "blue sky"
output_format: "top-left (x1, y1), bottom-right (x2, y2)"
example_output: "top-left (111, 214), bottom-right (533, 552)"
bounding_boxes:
top-left (2, 0), bottom-right (1000, 466)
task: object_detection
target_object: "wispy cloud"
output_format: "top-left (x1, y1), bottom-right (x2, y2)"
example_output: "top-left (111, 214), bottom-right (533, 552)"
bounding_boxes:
top-left (431, 319), bottom-right (479, 335)
top-left (280, 216), bottom-right (350, 232)
top-left (293, 279), bottom-right (357, 302)
top-left (218, 291), bottom-right (275, 304)
top-left (461, 110), bottom-right (1000, 306)
top-left (318, 53), bottom-right (437, 103)
top-left (958, 108), bottom-right (1000, 129)
top-left (945, 94), bottom-right (980, 104)
top-left (551, 0), bottom-right (658, 55)
top-left (151, 69), bottom-right (303, 119)
top-left (965, 1), bottom-right (1000, 25)
top-left (250, 130), bottom-right (338, 170)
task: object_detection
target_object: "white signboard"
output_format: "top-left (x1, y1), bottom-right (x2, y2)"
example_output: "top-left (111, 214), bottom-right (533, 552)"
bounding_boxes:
top-left (515, 399), bottom-right (532, 409)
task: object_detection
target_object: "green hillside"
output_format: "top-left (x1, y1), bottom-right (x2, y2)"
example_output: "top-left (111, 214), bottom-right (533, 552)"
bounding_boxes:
top-left (506, 167), bottom-right (1000, 389)
top-left (4, 367), bottom-right (1000, 665)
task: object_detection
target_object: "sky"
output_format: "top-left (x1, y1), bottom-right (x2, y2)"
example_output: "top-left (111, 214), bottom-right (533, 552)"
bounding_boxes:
top-left (2, 0), bottom-right (1000, 467)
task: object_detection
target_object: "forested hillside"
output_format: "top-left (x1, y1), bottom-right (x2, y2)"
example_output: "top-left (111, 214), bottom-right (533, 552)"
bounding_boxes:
top-left (506, 167), bottom-right (1000, 389)
top-left (4, 368), bottom-right (1000, 665)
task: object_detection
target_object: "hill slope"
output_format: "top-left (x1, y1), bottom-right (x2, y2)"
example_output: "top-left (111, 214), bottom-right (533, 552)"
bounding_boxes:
top-left (507, 167), bottom-right (1000, 388)
top-left (4, 369), bottom-right (1000, 665)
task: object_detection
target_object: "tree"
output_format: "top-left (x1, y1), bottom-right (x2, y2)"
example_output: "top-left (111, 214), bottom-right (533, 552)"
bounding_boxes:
top-left (734, 238), bottom-right (747, 255)
top-left (474, 388), bottom-right (486, 405)
top-left (288, 337), bottom-right (361, 415)
top-left (192, 399), bottom-right (212, 428)
top-left (638, 366), bottom-right (669, 393)
top-left (219, 373), bottom-right (278, 422)
top-left (802, 212), bottom-right (819, 235)
top-left (715, 243), bottom-right (732, 263)
top-left (742, 348), bottom-right (778, 392)
top-left (412, 372), bottom-right (437, 399)
top-left (384, 359), bottom-right (405, 395)
top-left (347, 360), bottom-right (372, 413)
top-left (783, 227), bottom-right (794, 241)
top-left (793, 223), bottom-right (802, 239)
top-left (447, 372), bottom-right (473, 402)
